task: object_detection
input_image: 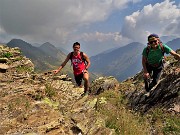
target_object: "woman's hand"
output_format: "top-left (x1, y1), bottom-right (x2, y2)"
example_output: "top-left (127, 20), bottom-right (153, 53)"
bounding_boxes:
top-left (144, 72), bottom-right (150, 79)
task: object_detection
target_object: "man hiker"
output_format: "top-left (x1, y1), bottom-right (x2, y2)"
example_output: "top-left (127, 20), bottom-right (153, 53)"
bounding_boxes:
top-left (53, 42), bottom-right (91, 96)
top-left (142, 33), bottom-right (180, 92)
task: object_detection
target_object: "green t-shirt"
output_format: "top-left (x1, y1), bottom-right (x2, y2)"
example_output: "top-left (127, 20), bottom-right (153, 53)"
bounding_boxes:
top-left (142, 44), bottom-right (172, 65)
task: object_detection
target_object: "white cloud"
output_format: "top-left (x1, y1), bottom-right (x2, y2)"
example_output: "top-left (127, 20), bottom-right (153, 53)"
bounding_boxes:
top-left (0, 0), bottom-right (130, 44)
top-left (0, 27), bottom-right (12, 43)
top-left (121, 0), bottom-right (180, 43)
top-left (132, 0), bottom-right (142, 4)
top-left (72, 31), bottom-right (130, 45)
top-left (1, 0), bottom-right (179, 56)
top-left (79, 32), bottom-right (119, 42)
top-left (0, 27), bottom-right (5, 34)
top-left (113, 0), bottom-right (131, 9)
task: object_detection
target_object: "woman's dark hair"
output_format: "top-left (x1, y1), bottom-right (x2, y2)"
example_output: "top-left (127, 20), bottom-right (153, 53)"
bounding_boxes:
top-left (73, 42), bottom-right (80, 47)
top-left (148, 33), bottom-right (159, 41)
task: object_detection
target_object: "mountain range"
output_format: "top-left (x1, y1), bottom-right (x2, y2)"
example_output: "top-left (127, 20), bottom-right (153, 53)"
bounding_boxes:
top-left (90, 38), bottom-right (180, 81)
top-left (165, 38), bottom-right (180, 51)
top-left (7, 39), bottom-right (71, 74)
top-left (6, 38), bottom-right (180, 81)
top-left (89, 42), bottom-right (145, 81)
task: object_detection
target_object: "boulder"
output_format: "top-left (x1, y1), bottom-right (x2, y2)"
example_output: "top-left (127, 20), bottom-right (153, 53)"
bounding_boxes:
top-left (90, 76), bottom-right (119, 95)
top-left (0, 63), bottom-right (9, 73)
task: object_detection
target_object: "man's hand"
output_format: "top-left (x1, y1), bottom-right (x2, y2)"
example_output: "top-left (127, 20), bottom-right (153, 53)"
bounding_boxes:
top-left (83, 69), bottom-right (88, 74)
top-left (52, 69), bottom-right (59, 74)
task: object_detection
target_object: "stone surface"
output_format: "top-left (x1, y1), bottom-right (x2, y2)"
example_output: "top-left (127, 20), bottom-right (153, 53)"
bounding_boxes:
top-left (0, 44), bottom-right (179, 134)
top-left (0, 45), bottom-right (113, 135)
top-left (124, 57), bottom-right (180, 113)
top-left (90, 76), bottom-right (119, 95)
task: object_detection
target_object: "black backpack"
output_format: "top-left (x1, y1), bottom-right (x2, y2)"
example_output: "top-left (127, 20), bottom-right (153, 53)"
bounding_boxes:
top-left (146, 42), bottom-right (165, 59)
top-left (69, 51), bottom-right (86, 64)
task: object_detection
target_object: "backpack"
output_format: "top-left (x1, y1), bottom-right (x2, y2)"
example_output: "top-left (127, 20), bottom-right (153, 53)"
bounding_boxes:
top-left (69, 51), bottom-right (87, 64)
top-left (146, 42), bottom-right (166, 60)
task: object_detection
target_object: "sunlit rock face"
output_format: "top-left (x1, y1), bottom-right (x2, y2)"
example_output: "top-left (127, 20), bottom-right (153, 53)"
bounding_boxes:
top-left (0, 45), bottom-right (114, 135)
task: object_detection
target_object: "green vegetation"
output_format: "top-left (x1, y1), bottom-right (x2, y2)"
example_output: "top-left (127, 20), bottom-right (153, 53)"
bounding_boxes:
top-left (33, 93), bottom-right (43, 100)
top-left (14, 56), bottom-right (23, 61)
top-left (43, 97), bottom-right (59, 109)
top-left (2, 52), bottom-right (13, 58)
top-left (25, 101), bottom-right (30, 110)
top-left (149, 108), bottom-right (180, 135)
top-left (45, 83), bottom-right (56, 98)
top-left (7, 96), bottom-right (31, 112)
top-left (163, 116), bottom-right (180, 134)
top-left (93, 90), bottom-right (180, 135)
top-left (16, 65), bottom-right (33, 72)
top-left (95, 90), bottom-right (150, 135)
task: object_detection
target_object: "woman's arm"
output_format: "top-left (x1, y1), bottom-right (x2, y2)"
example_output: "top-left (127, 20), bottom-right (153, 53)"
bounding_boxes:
top-left (170, 50), bottom-right (180, 60)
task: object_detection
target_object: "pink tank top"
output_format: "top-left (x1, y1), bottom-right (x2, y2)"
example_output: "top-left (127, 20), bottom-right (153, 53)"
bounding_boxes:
top-left (71, 52), bottom-right (86, 75)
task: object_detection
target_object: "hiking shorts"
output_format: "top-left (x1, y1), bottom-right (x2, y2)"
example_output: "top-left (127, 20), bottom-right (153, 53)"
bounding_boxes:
top-left (74, 73), bottom-right (83, 86)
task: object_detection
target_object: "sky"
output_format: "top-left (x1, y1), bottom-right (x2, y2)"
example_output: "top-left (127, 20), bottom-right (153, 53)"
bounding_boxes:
top-left (0, 0), bottom-right (180, 56)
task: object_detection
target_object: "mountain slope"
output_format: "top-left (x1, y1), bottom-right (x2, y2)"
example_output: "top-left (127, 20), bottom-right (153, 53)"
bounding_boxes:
top-left (90, 42), bottom-right (145, 81)
top-left (6, 39), bottom-right (68, 72)
top-left (39, 42), bottom-right (66, 62)
top-left (7, 39), bottom-right (44, 59)
top-left (165, 38), bottom-right (180, 51)
top-left (6, 39), bottom-right (97, 81)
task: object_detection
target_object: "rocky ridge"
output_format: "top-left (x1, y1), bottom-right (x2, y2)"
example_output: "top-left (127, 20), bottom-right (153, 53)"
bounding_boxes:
top-left (0, 44), bottom-right (179, 135)
top-left (0, 45), bottom-right (119, 135)
top-left (120, 50), bottom-right (180, 114)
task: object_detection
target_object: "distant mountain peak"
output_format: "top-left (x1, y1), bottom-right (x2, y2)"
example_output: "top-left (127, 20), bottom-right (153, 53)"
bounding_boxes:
top-left (42, 42), bottom-right (52, 45)
top-left (40, 42), bottom-right (55, 48)
top-left (10, 38), bottom-right (24, 42)
top-left (9, 38), bottom-right (28, 44)
top-left (7, 39), bottom-right (33, 48)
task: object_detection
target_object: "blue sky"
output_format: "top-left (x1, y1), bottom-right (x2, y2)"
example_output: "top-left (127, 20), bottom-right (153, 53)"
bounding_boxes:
top-left (0, 0), bottom-right (180, 56)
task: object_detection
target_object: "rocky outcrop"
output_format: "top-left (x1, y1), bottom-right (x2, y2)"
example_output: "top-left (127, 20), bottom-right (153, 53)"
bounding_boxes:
top-left (0, 45), bottom-right (34, 74)
top-left (90, 76), bottom-right (119, 95)
top-left (124, 55), bottom-right (180, 113)
top-left (0, 45), bottom-right (114, 135)
top-left (1, 44), bottom-right (179, 134)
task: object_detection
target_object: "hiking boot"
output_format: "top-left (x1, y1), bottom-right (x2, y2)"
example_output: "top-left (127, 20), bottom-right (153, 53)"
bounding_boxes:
top-left (81, 91), bottom-right (89, 97)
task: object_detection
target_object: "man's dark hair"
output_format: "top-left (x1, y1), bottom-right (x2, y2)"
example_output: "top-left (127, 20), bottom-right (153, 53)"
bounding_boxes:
top-left (73, 42), bottom-right (80, 47)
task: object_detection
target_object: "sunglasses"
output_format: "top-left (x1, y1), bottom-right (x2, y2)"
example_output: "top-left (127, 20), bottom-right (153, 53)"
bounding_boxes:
top-left (73, 46), bottom-right (80, 49)
top-left (149, 40), bottom-right (157, 44)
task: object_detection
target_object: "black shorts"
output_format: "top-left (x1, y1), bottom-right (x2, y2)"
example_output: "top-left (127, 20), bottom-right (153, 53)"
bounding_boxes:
top-left (74, 73), bottom-right (83, 86)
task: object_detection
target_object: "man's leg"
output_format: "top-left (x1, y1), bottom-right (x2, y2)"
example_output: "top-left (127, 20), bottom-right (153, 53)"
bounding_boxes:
top-left (83, 71), bottom-right (90, 94)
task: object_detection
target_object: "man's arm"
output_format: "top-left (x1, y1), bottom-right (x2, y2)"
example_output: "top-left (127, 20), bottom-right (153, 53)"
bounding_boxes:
top-left (83, 53), bottom-right (91, 70)
top-left (53, 53), bottom-right (71, 74)
top-left (170, 50), bottom-right (180, 60)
